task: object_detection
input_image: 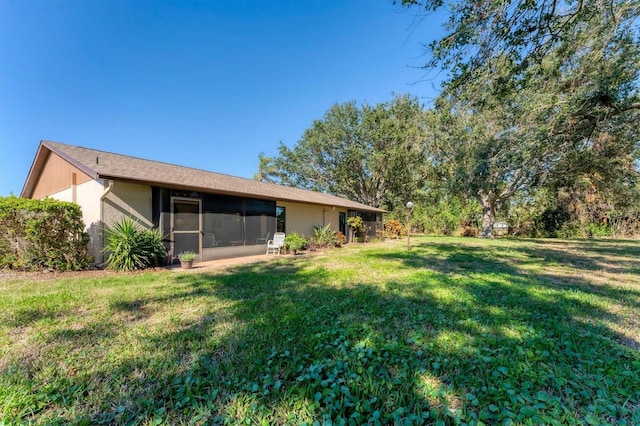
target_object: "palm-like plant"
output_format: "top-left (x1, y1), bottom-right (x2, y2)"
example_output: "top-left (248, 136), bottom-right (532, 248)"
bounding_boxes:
top-left (104, 217), bottom-right (166, 271)
top-left (253, 152), bottom-right (281, 183)
top-left (312, 224), bottom-right (337, 248)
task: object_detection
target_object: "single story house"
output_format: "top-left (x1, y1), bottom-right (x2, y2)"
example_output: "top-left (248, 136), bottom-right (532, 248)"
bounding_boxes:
top-left (21, 140), bottom-right (385, 263)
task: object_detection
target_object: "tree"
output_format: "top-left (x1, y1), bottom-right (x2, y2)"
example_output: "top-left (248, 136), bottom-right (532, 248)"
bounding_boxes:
top-left (253, 152), bottom-right (280, 183)
top-left (427, 78), bottom-right (554, 237)
top-left (400, 0), bottom-right (640, 98)
top-left (274, 94), bottom-right (428, 209)
top-left (403, 0), bottom-right (640, 236)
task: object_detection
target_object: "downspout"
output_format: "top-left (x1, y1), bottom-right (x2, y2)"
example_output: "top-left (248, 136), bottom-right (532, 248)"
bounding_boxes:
top-left (99, 180), bottom-right (114, 264)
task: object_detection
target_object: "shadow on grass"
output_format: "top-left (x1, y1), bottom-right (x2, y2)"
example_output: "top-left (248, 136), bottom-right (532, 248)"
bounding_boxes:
top-left (378, 239), bottom-right (640, 308)
top-left (5, 305), bottom-right (61, 327)
top-left (3, 241), bottom-right (640, 424)
top-left (75, 245), bottom-right (640, 424)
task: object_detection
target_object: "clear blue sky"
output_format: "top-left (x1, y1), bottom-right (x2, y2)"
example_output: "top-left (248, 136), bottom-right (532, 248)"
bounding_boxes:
top-left (0, 0), bottom-right (446, 196)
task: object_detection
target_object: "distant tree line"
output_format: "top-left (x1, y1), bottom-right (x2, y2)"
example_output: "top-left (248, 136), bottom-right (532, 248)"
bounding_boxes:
top-left (255, 0), bottom-right (640, 238)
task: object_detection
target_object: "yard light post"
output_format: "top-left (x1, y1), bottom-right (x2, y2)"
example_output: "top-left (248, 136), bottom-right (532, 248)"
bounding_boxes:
top-left (406, 201), bottom-right (414, 250)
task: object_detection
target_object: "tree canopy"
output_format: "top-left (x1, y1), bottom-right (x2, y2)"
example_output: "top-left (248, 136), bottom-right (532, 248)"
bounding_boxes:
top-left (403, 0), bottom-right (640, 236)
top-left (274, 94), bottom-right (427, 209)
top-left (268, 1), bottom-right (640, 238)
top-left (400, 0), bottom-right (640, 96)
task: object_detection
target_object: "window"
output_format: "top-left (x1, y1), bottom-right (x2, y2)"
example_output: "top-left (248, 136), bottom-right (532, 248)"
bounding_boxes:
top-left (276, 206), bottom-right (285, 233)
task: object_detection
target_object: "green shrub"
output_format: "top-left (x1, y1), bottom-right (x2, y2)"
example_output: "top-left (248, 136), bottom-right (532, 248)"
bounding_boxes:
top-left (585, 221), bottom-right (611, 238)
top-left (346, 216), bottom-right (370, 241)
top-left (284, 232), bottom-right (306, 253)
top-left (0, 196), bottom-right (92, 270)
top-left (104, 217), bottom-right (166, 271)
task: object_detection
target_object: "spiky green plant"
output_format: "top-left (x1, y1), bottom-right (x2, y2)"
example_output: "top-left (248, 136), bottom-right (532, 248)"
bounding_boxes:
top-left (311, 223), bottom-right (337, 249)
top-left (104, 217), bottom-right (166, 271)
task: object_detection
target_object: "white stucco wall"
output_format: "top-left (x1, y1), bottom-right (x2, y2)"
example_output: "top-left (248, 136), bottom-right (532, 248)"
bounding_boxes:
top-left (43, 179), bottom-right (104, 228)
top-left (76, 180), bottom-right (105, 227)
top-left (46, 187), bottom-right (73, 202)
top-left (44, 179), bottom-right (105, 262)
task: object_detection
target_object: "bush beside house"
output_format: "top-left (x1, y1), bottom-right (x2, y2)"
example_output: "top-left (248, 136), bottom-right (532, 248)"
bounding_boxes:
top-left (0, 196), bottom-right (92, 270)
top-left (104, 217), bottom-right (166, 271)
top-left (346, 216), bottom-right (370, 242)
top-left (284, 232), bottom-right (307, 254)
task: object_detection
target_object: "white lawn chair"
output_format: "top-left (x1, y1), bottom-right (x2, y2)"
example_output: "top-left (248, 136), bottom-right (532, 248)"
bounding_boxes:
top-left (266, 232), bottom-right (285, 255)
top-left (255, 232), bottom-right (270, 244)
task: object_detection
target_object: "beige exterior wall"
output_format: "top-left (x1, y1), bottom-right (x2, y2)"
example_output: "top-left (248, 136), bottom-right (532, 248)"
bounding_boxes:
top-left (102, 181), bottom-right (153, 228)
top-left (322, 208), bottom-right (347, 234)
top-left (277, 201), bottom-right (347, 237)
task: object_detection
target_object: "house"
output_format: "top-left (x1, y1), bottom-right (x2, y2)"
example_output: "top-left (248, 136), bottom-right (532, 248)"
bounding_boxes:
top-left (21, 140), bottom-right (385, 263)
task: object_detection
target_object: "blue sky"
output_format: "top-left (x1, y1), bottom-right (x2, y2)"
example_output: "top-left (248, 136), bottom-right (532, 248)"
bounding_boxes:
top-left (0, 0), bottom-right (446, 196)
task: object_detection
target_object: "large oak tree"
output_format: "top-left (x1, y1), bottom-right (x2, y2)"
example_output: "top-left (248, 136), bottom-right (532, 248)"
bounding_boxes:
top-left (404, 0), bottom-right (640, 236)
top-left (274, 94), bottom-right (427, 209)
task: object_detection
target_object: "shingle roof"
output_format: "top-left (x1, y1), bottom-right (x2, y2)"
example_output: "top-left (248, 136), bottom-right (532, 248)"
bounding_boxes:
top-left (22, 140), bottom-right (386, 213)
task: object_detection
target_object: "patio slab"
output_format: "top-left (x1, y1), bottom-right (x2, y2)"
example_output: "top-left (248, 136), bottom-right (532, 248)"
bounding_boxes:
top-left (166, 253), bottom-right (284, 272)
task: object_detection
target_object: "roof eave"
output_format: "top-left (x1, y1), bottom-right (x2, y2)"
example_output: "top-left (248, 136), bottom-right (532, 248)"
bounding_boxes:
top-left (20, 142), bottom-right (49, 198)
top-left (97, 174), bottom-right (386, 213)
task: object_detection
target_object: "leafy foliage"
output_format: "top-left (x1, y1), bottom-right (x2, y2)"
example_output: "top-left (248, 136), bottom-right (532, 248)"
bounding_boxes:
top-left (0, 196), bottom-right (91, 270)
top-left (309, 224), bottom-right (337, 250)
top-left (104, 217), bottom-right (166, 271)
top-left (346, 216), bottom-right (370, 242)
top-left (253, 152), bottom-right (281, 183)
top-left (383, 218), bottom-right (404, 239)
top-left (335, 231), bottom-right (347, 247)
top-left (284, 232), bottom-right (307, 252)
top-left (274, 94), bottom-right (427, 209)
top-left (178, 251), bottom-right (196, 262)
top-left (400, 0), bottom-right (640, 100)
top-left (400, 0), bottom-right (640, 237)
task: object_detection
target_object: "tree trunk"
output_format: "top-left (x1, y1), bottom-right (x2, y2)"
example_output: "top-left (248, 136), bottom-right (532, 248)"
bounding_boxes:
top-left (479, 193), bottom-right (496, 238)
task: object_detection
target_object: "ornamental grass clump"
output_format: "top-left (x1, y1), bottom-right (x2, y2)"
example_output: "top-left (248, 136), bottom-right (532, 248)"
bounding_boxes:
top-left (104, 217), bottom-right (166, 271)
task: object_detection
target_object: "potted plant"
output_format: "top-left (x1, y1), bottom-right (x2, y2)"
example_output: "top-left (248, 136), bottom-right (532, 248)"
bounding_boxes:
top-left (284, 232), bottom-right (306, 255)
top-left (178, 251), bottom-right (196, 269)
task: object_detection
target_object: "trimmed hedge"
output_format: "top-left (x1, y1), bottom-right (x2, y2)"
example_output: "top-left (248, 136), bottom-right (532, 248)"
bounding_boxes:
top-left (0, 196), bottom-right (92, 270)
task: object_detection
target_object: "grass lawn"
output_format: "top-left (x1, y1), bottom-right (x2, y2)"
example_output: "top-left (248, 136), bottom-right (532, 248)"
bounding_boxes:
top-left (1, 237), bottom-right (639, 425)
